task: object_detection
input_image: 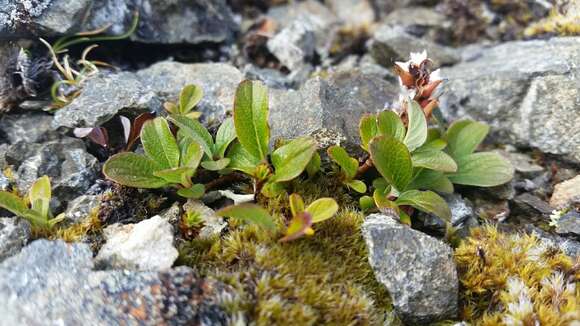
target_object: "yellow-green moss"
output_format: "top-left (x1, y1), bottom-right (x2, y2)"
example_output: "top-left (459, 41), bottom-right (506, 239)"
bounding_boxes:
top-left (525, 9), bottom-right (580, 37)
top-left (455, 225), bottom-right (579, 325)
top-left (177, 176), bottom-right (391, 325)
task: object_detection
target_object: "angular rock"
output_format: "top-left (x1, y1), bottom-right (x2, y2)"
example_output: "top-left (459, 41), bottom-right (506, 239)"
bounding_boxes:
top-left (550, 175), bottom-right (580, 209)
top-left (53, 62), bottom-right (243, 128)
top-left (497, 150), bottom-right (544, 178)
top-left (267, 20), bottom-right (316, 71)
top-left (511, 193), bottom-right (553, 224)
top-left (556, 210), bottom-right (580, 240)
top-left (95, 215), bottom-right (178, 271)
top-left (0, 217), bottom-right (30, 262)
top-left (63, 195), bottom-right (101, 224)
top-left (419, 193), bottom-right (478, 236)
top-left (0, 240), bottom-right (234, 325)
top-left (369, 25), bottom-right (460, 68)
top-left (525, 225), bottom-right (580, 258)
top-left (270, 70), bottom-right (398, 147)
top-left (0, 112), bottom-right (58, 144)
top-left (362, 213), bottom-right (458, 324)
top-left (440, 37), bottom-right (580, 163)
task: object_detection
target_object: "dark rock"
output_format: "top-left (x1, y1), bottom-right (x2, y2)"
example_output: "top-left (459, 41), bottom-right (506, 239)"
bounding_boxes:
top-left (0, 240), bottom-right (235, 324)
top-left (556, 210), bottom-right (580, 240)
top-left (473, 198), bottom-right (510, 223)
top-left (267, 20), bottom-right (316, 72)
top-left (362, 213), bottom-right (458, 324)
top-left (0, 217), bottom-right (30, 262)
top-left (419, 193), bottom-right (478, 236)
top-left (369, 25), bottom-right (460, 68)
top-left (381, 6), bottom-right (450, 43)
top-left (480, 181), bottom-right (515, 201)
top-left (0, 112), bottom-right (58, 144)
top-left (511, 193), bottom-right (553, 224)
top-left (53, 62), bottom-right (243, 128)
top-left (440, 37), bottom-right (580, 163)
top-left (270, 70), bottom-right (398, 147)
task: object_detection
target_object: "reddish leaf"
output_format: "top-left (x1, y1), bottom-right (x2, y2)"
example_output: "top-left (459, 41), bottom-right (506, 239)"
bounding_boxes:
top-left (126, 112), bottom-right (155, 150)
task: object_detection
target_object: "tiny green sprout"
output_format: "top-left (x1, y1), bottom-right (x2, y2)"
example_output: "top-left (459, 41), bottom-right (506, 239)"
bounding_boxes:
top-left (103, 117), bottom-right (206, 198)
top-left (0, 176), bottom-right (64, 229)
top-left (170, 115), bottom-right (236, 171)
top-left (280, 193), bottom-right (339, 242)
top-left (327, 145), bottom-right (367, 193)
top-left (164, 84), bottom-right (204, 119)
top-left (183, 210), bottom-right (204, 228)
top-left (216, 203), bottom-right (276, 230)
top-left (227, 80), bottom-right (317, 198)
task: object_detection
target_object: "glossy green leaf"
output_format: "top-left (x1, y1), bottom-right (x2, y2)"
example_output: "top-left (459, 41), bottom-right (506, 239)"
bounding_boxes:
top-left (217, 203), bottom-right (276, 230)
top-left (270, 137), bottom-right (316, 183)
top-left (0, 191), bottom-right (30, 218)
top-left (359, 114), bottom-right (378, 151)
top-left (377, 110), bottom-right (405, 141)
top-left (345, 180), bottom-right (367, 193)
top-left (177, 183), bottom-right (205, 199)
top-left (233, 80), bottom-right (270, 161)
top-left (447, 152), bottom-right (514, 187)
top-left (280, 211), bottom-right (314, 242)
top-left (103, 152), bottom-right (167, 188)
top-left (373, 189), bottom-right (398, 211)
top-left (306, 198), bottom-right (339, 223)
top-left (305, 152), bottom-right (321, 178)
top-left (141, 118), bottom-right (180, 169)
top-left (29, 176), bottom-right (51, 218)
top-left (359, 196), bottom-right (375, 211)
top-left (396, 190), bottom-right (451, 222)
top-left (289, 193), bottom-right (305, 217)
top-left (408, 169), bottom-right (454, 193)
top-left (261, 181), bottom-right (286, 198)
top-left (179, 84), bottom-right (203, 114)
top-left (403, 101), bottom-right (428, 152)
top-left (369, 136), bottom-right (413, 191)
top-left (201, 158), bottom-right (231, 171)
top-left (226, 142), bottom-right (261, 176)
top-left (171, 116), bottom-right (214, 158)
top-left (328, 145), bottom-right (358, 179)
top-left (215, 117), bottom-right (237, 158)
top-left (411, 150), bottom-right (457, 172)
top-left (153, 167), bottom-right (194, 185)
top-left (446, 120), bottom-right (489, 158)
top-left (180, 140), bottom-right (203, 169)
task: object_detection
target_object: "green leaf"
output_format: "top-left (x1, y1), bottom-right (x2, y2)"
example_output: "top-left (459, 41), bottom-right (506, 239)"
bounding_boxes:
top-left (141, 117), bottom-right (180, 169)
top-left (328, 146), bottom-right (358, 179)
top-left (280, 212), bottom-right (314, 243)
top-left (359, 114), bottom-right (378, 151)
top-left (289, 193), bottom-right (305, 216)
top-left (233, 80), bottom-right (270, 161)
top-left (396, 190), bottom-right (451, 222)
top-left (29, 176), bottom-right (51, 218)
top-left (177, 184), bottom-right (205, 199)
top-left (373, 189), bottom-right (398, 211)
top-left (215, 117), bottom-right (237, 158)
top-left (411, 150), bottom-right (457, 172)
top-left (217, 203), bottom-right (276, 230)
top-left (306, 198), bottom-right (339, 223)
top-left (345, 179), bottom-right (367, 193)
top-left (404, 101), bottom-right (428, 152)
top-left (153, 167), bottom-right (194, 185)
top-left (103, 152), bottom-right (168, 188)
top-left (445, 120), bottom-right (489, 158)
top-left (377, 110), bottom-right (405, 142)
top-left (305, 152), bottom-right (321, 178)
top-left (179, 84), bottom-right (203, 114)
top-left (261, 181), bottom-right (286, 198)
top-left (369, 136), bottom-right (413, 191)
top-left (359, 196), bottom-right (375, 211)
top-left (170, 116), bottom-right (214, 158)
top-left (226, 142), bottom-right (262, 176)
top-left (408, 169), bottom-right (454, 193)
top-left (201, 158), bottom-right (231, 171)
top-left (447, 152), bottom-right (514, 187)
top-left (180, 140), bottom-right (203, 169)
top-left (270, 137), bottom-right (316, 183)
top-left (0, 191), bottom-right (31, 218)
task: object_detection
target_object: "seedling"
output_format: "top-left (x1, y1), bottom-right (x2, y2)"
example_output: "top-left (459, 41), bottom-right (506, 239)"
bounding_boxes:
top-left (280, 193), bottom-right (339, 242)
top-left (0, 176), bottom-right (64, 229)
top-left (164, 84), bottom-right (203, 119)
top-left (103, 117), bottom-right (206, 198)
top-left (327, 146), bottom-right (367, 193)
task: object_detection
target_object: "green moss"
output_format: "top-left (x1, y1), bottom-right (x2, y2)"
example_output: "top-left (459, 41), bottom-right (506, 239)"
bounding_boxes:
top-left (455, 225), bottom-right (579, 325)
top-left (525, 9), bottom-right (580, 37)
top-left (177, 176), bottom-right (390, 325)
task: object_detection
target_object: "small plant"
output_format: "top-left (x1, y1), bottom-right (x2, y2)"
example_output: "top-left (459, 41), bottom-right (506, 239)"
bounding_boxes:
top-left (327, 145), bottom-right (367, 193)
top-left (216, 203), bottom-right (276, 230)
top-left (280, 193), bottom-right (339, 242)
top-left (164, 84), bottom-right (203, 119)
top-left (0, 176), bottom-right (64, 229)
top-left (226, 80), bottom-right (317, 197)
top-left (103, 117), bottom-right (206, 198)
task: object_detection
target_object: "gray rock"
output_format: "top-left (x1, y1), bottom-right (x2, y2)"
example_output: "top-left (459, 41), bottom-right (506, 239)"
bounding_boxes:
top-left (0, 112), bottom-right (58, 144)
top-left (0, 43), bottom-right (18, 111)
top-left (270, 70), bottom-right (398, 147)
top-left (0, 169), bottom-right (8, 191)
top-left (372, 0), bottom-right (436, 17)
top-left (183, 199), bottom-right (227, 239)
top-left (362, 213), bottom-right (458, 324)
top-left (0, 217), bottom-right (30, 262)
top-left (0, 239), bottom-right (234, 325)
top-left (511, 193), bottom-right (553, 224)
top-left (440, 37), bottom-right (580, 163)
top-left (267, 20), bottom-right (316, 72)
top-left (63, 195), bottom-right (101, 224)
top-left (53, 61), bottom-right (243, 128)
top-left (420, 194), bottom-right (478, 235)
top-left (326, 0), bottom-right (375, 29)
top-left (95, 215), bottom-right (178, 271)
top-left (525, 225), bottom-right (580, 258)
top-left (369, 25), bottom-right (460, 68)
top-left (497, 150), bottom-right (544, 178)
top-left (556, 210), bottom-right (580, 240)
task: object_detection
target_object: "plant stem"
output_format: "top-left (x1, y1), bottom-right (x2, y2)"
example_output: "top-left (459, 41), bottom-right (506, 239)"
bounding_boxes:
top-left (355, 158), bottom-right (374, 179)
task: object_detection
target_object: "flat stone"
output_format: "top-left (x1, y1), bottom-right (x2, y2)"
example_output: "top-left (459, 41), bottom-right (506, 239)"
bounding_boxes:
top-left (556, 210), bottom-right (580, 240)
top-left (0, 112), bottom-right (58, 144)
top-left (362, 213), bottom-right (458, 324)
top-left (497, 150), bottom-right (544, 177)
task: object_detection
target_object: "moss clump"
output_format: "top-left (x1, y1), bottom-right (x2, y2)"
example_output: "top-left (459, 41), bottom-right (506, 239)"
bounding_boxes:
top-left (525, 8), bottom-right (580, 37)
top-left (455, 225), bottom-right (579, 324)
top-left (177, 178), bottom-right (391, 325)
